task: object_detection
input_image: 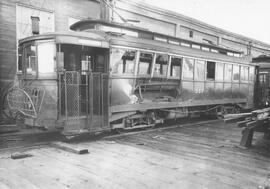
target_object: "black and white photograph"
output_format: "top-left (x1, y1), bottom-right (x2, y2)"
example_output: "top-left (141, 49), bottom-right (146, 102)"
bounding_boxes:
top-left (0, 0), bottom-right (270, 188)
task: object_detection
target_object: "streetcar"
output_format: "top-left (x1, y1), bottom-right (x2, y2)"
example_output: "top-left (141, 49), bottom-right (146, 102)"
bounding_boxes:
top-left (252, 55), bottom-right (270, 107)
top-left (6, 19), bottom-right (256, 135)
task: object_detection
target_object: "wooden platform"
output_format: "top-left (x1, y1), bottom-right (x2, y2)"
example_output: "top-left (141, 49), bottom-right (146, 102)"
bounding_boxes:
top-left (0, 120), bottom-right (270, 189)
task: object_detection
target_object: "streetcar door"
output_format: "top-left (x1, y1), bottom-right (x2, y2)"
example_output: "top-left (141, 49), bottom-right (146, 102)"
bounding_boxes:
top-left (258, 71), bottom-right (270, 107)
top-left (88, 48), bottom-right (109, 132)
top-left (58, 44), bottom-right (109, 134)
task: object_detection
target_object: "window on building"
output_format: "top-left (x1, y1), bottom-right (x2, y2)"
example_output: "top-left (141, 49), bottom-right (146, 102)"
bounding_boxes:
top-left (138, 52), bottom-right (154, 75)
top-left (234, 53), bottom-right (241, 57)
top-left (182, 58), bottom-right (194, 80)
top-left (202, 46), bottom-right (210, 51)
top-left (227, 52), bottom-right (234, 56)
top-left (154, 36), bottom-right (167, 42)
top-left (180, 42), bottom-right (190, 47)
top-left (170, 56), bottom-right (181, 78)
top-left (192, 44), bottom-right (201, 49)
top-left (153, 54), bottom-right (169, 77)
top-left (111, 48), bottom-right (136, 74)
top-left (16, 5), bottom-right (54, 40)
top-left (211, 49), bottom-right (219, 53)
top-left (168, 40), bottom-right (180, 45)
top-left (194, 60), bottom-right (205, 81)
top-left (206, 61), bottom-right (215, 79)
top-left (189, 31), bottom-right (193, 38)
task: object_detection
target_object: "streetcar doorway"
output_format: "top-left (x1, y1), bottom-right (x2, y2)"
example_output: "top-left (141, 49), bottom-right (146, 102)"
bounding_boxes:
top-left (57, 44), bottom-right (109, 133)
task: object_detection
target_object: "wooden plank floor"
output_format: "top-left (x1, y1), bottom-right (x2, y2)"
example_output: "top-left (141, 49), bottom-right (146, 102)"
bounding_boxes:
top-left (0, 120), bottom-right (270, 189)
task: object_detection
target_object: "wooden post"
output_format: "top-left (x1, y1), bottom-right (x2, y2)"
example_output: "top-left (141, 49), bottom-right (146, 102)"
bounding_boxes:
top-left (240, 127), bottom-right (254, 147)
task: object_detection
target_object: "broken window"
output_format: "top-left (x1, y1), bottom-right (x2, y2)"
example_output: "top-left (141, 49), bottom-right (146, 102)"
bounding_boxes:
top-left (170, 56), bottom-right (181, 78)
top-left (194, 60), bottom-right (205, 81)
top-left (153, 54), bottom-right (169, 77)
top-left (138, 52), bottom-right (153, 75)
top-left (111, 48), bottom-right (136, 74)
top-left (182, 58), bottom-right (194, 80)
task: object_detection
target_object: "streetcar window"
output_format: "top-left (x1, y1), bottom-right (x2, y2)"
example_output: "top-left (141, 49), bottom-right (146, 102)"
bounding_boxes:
top-left (240, 66), bottom-right (249, 82)
top-left (111, 48), bottom-right (136, 74)
top-left (25, 44), bottom-right (37, 76)
top-left (259, 74), bottom-right (266, 83)
top-left (224, 64), bottom-right (232, 81)
top-left (215, 63), bottom-right (224, 81)
top-left (38, 42), bottom-right (55, 73)
top-left (18, 46), bottom-right (23, 72)
top-left (206, 61), bottom-right (215, 80)
top-left (233, 65), bottom-right (240, 81)
top-left (194, 60), bottom-right (205, 81)
top-left (81, 55), bottom-right (91, 71)
top-left (138, 52), bottom-right (153, 75)
top-left (249, 67), bottom-right (255, 82)
top-left (153, 54), bottom-right (169, 77)
top-left (170, 56), bottom-right (181, 78)
top-left (182, 58), bottom-right (194, 80)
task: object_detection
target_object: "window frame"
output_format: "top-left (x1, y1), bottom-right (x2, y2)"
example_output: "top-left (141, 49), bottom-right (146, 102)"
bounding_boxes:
top-left (215, 62), bottom-right (224, 82)
top-left (36, 40), bottom-right (56, 78)
top-left (249, 66), bottom-right (255, 83)
top-left (22, 41), bottom-right (38, 79)
top-left (137, 51), bottom-right (154, 77)
top-left (110, 47), bottom-right (137, 76)
top-left (224, 63), bottom-right (232, 82)
top-left (194, 59), bottom-right (205, 81)
top-left (206, 61), bottom-right (216, 80)
top-left (232, 64), bottom-right (240, 82)
top-left (153, 53), bottom-right (169, 78)
top-left (240, 65), bottom-right (249, 83)
top-left (168, 55), bottom-right (182, 79)
top-left (182, 58), bottom-right (195, 80)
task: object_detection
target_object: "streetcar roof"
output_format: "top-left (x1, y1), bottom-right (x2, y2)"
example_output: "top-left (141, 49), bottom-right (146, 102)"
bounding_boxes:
top-left (71, 19), bottom-right (243, 54)
top-left (19, 31), bottom-right (109, 48)
top-left (258, 63), bottom-right (270, 69)
top-left (109, 34), bottom-right (252, 65)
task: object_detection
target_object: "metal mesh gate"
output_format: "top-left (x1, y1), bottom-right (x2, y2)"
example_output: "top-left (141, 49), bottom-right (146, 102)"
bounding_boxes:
top-left (59, 71), bottom-right (109, 134)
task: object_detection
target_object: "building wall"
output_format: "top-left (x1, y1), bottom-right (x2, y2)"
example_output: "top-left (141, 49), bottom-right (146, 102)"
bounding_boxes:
top-left (0, 0), bottom-right (100, 119)
top-left (114, 0), bottom-right (270, 56)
